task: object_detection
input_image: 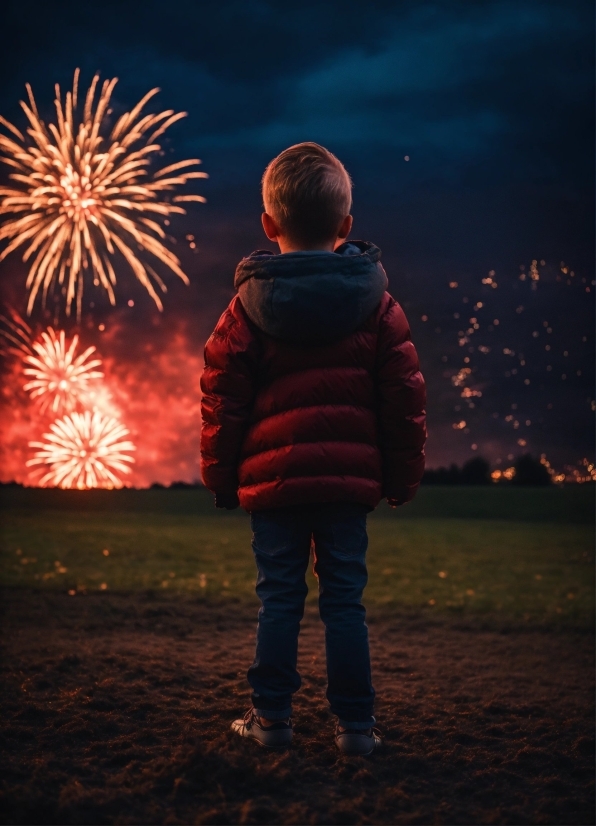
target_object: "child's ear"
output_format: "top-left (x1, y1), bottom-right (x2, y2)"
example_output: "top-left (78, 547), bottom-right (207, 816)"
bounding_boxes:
top-left (337, 214), bottom-right (353, 240)
top-left (262, 212), bottom-right (280, 242)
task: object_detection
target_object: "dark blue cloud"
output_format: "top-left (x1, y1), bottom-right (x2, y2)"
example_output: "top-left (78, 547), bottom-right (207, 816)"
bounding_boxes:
top-left (221, 3), bottom-right (568, 151)
top-left (2, 0), bottom-right (591, 183)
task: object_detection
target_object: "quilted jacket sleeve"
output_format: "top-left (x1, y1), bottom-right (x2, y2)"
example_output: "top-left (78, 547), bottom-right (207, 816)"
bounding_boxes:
top-left (200, 297), bottom-right (260, 502)
top-left (376, 295), bottom-right (427, 504)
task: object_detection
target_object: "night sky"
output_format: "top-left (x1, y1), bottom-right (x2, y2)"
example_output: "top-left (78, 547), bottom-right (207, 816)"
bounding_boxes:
top-left (0, 0), bottom-right (594, 485)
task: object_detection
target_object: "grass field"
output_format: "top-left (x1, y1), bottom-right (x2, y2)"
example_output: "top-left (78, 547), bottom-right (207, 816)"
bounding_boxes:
top-left (1, 485), bottom-right (593, 626)
top-left (1, 485), bottom-right (594, 825)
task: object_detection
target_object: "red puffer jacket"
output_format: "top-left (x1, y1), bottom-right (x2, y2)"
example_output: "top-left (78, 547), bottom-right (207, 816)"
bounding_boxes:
top-left (200, 241), bottom-right (426, 511)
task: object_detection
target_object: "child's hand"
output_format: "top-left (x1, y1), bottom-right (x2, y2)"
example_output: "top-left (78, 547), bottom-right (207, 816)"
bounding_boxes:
top-left (387, 485), bottom-right (416, 508)
top-left (215, 493), bottom-right (240, 510)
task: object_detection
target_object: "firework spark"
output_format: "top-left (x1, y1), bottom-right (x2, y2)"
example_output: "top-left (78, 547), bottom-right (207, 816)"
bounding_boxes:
top-left (23, 327), bottom-right (103, 413)
top-left (0, 307), bottom-right (33, 358)
top-left (0, 69), bottom-right (207, 317)
top-left (27, 410), bottom-right (135, 489)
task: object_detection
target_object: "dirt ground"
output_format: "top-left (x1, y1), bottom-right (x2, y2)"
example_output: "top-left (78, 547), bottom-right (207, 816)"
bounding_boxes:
top-left (0, 590), bottom-right (593, 825)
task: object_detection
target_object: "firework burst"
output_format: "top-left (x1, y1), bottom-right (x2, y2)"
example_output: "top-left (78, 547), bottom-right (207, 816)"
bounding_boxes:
top-left (23, 327), bottom-right (103, 413)
top-left (27, 410), bottom-right (135, 489)
top-left (0, 69), bottom-right (207, 317)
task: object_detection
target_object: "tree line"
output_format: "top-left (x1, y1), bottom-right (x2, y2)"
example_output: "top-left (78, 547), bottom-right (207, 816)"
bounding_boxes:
top-left (422, 453), bottom-right (553, 485)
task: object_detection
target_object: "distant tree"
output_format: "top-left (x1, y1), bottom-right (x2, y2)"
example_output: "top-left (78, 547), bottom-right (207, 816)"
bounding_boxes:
top-left (460, 457), bottom-right (490, 485)
top-left (512, 454), bottom-right (552, 486)
top-left (150, 482), bottom-right (165, 489)
top-left (422, 463), bottom-right (462, 484)
top-left (443, 463), bottom-right (463, 485)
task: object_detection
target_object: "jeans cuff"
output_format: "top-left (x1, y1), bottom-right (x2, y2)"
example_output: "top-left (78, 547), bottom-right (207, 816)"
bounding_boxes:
top-left (254, 706), bottom-right (292, 721)
top-left (338, 716), bottom-right (375, 730)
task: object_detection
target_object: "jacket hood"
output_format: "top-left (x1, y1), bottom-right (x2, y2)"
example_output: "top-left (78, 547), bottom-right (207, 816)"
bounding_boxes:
top-left (234, 240), bottom-right (388, 344)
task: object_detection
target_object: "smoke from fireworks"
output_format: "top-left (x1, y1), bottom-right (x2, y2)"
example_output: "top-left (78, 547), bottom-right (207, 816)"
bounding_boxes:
top-left (27, 410), bottom-right (135, 489)
top-left (23, 328), bottom-right (103, 413)
top-left (0, 69), bottom-right (207, 317)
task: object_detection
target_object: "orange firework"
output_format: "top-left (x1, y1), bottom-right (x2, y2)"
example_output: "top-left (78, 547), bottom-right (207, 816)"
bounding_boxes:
top-left (23, 327), bottom-right (103, 413)
top-left (27, 410), bottom-right (135, 489)
top-left (0, 69), bottom-right (207, 317)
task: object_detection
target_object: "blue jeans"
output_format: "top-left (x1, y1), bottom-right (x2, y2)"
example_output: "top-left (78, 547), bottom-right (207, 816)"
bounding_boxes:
top-left (248, 503), bottom-right (375, 728)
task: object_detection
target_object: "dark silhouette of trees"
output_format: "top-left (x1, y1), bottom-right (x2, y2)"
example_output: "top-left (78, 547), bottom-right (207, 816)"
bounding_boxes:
top-left (151, 481), bottom-right (204, 489)
top-left (512, 454), bottom-right (552, 486)
top-left (422, 464), bottom-right (462, 484)
top-left (423, 458), bottom-right (490, 484)
top-left (460, 457), bottom-right (491, 485)
top-left (422, 454), bottom-right (553, 485)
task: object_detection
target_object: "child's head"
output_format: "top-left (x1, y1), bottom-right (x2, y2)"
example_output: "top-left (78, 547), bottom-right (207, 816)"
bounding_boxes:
top-left (261, 142), bottom-right (353, 252)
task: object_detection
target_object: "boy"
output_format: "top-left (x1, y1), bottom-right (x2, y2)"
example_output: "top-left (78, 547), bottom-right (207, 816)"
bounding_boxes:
top-left (200, 142), bottom-right (426, 755)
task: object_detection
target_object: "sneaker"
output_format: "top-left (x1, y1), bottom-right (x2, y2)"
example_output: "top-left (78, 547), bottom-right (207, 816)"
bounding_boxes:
top-left (335, 724), bottom-right (383, 756)
top-left (231, 708), bottom-right (293, 749)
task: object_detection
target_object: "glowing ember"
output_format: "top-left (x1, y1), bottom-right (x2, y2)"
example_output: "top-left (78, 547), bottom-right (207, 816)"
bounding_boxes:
top-left (27, 410), bottom-right (135, 489)
top-left (490, 466), bottom-right (516, 481)
top-left (23, 328), bottom-right (103, 413)
top-left (0, 69), bottom-right (207, 317)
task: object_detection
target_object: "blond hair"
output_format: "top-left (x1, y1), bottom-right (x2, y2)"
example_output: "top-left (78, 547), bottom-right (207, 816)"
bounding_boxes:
top-left (262, 142), bottom-right (352, 246)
